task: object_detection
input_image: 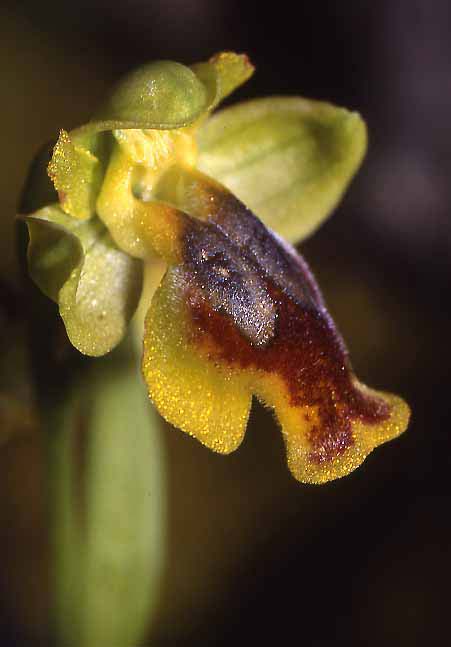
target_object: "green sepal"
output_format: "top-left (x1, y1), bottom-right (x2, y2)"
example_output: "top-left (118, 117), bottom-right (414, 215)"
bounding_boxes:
top-left (25, 205), bottom-right (143, 356)
top-left (82, 60), bottom-right (209, 133)
top-left (192, 51), bottom-right (255, 112)
top-left (197, 96), bottom-right (367, 244)
top-left (25, 204), bottom-right (83, 302)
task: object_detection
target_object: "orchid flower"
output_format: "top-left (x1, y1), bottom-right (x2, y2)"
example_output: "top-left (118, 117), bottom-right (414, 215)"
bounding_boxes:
top-left (22, 52), bottom-right (409, 484)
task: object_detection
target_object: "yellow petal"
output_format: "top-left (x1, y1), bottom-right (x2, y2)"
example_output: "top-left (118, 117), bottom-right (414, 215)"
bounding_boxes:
top-left (96, 145), bottom-right (193, 261)
top-left (142, 267), bottom-right (252, 454)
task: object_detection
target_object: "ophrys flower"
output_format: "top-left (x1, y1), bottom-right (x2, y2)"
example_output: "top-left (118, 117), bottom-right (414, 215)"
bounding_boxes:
top-left (21, 52), bottom-right (410, 483)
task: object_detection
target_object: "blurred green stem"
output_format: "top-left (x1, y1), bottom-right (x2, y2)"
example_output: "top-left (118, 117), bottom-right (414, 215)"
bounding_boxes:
top-left (47, 335), bottom-right (166, 647)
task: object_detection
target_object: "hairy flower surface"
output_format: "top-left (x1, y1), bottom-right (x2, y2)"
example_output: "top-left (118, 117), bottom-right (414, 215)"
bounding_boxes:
top-left (21, 52), bottom-right (410, 483)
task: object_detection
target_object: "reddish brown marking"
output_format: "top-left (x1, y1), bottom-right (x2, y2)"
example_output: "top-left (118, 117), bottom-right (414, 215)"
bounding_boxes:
top-left (242, 53), bottom-right (254, 69)
top-left (186, 281), bottom-right (390, 465)
top-left (176, 170), bottom-right (390, 465)
top-left (58, 190), bottom-right (67, 205)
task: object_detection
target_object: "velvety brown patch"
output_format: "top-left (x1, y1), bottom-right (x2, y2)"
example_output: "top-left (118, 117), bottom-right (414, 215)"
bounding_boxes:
top-left (187, 280), bottom-right (389, 464)
top-left (177, 176), bottom-right (390, 465)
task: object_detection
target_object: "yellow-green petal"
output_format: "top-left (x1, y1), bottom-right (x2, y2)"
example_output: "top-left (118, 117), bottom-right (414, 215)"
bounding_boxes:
top-left (196, 97), bottom-right (367, 244)
top-left (26, 205), bottom-right (142, 356)
top-left (47, 129), bottom-right (104, 220)
top-left (192, 51), bottom-right (255, 111)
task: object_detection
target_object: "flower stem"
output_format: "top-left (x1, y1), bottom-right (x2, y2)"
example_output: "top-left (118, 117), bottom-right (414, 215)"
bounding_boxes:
top-left (46, 336), bottom-right (166, 646)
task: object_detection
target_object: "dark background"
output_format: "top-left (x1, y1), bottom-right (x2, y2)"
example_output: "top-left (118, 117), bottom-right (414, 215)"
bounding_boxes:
top-left (1, 1), bottom-right (450, 645)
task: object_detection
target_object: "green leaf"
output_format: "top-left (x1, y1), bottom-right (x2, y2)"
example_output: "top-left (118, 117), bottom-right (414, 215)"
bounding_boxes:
top-left (50, 341), bottom-right (166, 647)
top-left (196, 97), bottom-right (367, 244)
top-left (26, 205), bottom-right (142, 356)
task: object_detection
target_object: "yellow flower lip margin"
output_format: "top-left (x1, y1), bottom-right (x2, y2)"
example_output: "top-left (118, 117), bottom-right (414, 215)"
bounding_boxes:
top-left (141, 168), bottom-right (410, 484)
top-left (21, 51), bottom-right (410, 482)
